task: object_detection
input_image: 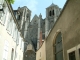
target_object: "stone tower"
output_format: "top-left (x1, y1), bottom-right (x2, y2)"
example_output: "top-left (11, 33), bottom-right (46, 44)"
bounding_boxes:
top-left (45, 3), bottom-right (61, 38)
top-left (14, 6), bottom-right (31, 39)
top-left (14, 6), bottom-right (31, 52)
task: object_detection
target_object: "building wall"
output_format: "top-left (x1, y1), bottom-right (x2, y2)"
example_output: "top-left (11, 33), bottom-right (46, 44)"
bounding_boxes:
top-left (36, 41), bottom-right (46, 60)
top-left (45, 0), bottom-right (80, 60)
top-left (0, 0), bottom-right (24, 60)
top-left (0, 24), bottom-right (16, 60)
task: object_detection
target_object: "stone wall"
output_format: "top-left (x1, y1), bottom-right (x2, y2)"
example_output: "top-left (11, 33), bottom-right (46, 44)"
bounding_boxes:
top-left (46, 0), bottom-right (80, 60)
top-left (36, 41), bottom-right (46, 60)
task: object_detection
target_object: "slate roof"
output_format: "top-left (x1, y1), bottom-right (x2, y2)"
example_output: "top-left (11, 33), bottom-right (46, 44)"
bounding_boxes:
top-left (47, 3), bottom-right (55, 8)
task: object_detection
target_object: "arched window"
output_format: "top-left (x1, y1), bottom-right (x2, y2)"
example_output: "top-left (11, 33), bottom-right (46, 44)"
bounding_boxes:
top-left (11, 48), bottom-right (14, 60)
top-left (49, 11), bottom-right (51, 16)
top-left (52, 10), bottom-right (54, 15)
top-left (55, 32), bottom-right (63, 60)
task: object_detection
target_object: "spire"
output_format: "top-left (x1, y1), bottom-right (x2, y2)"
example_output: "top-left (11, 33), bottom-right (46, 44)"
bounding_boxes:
top-left (47, 3), bottom-right (55, 9)
top-left (39, 13), bottom-right (42, 18)
top-left (50, 3), bottom-right (55, 7)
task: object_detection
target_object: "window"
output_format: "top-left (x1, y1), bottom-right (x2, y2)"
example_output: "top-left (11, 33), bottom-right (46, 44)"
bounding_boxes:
top-left (0, 4), bottom-right (4, 21)
top-left (55, 32), bottom-right (63, 60)
top-left (67, 46), bottom-right (76, 60)
top-left (67, 44), bottom-right (80, 60)
top-left (12, 23), bottom-right (15, 38)
top-left (49, 11), bottom-right (51, 16)
top-left (2, 40), bottom-right (9, 60)
top-left (52, 10), bottom-right (54, 15)
top-left (12, 23), bottom-right (17, 41)
top-left (79, 49), bottom-right (80, 59)
top-left (5, 11), bottom-right (9, 28)
top-left (17, 15), bottom-right (20, 20)
top-left (6, 13), bottom-right (11, 31)
top-left (7, 17), bottom-right (13, 35)
top-left (11, 48), bottom-right (14, 60)
top-left (0, 9), bottom-right (4, 22)
top-left (69, 51), bottom-right (76, 60)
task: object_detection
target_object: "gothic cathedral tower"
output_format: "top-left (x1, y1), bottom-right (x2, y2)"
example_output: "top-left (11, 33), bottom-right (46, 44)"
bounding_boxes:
top-left (45, 3), bottom-right (61, 38)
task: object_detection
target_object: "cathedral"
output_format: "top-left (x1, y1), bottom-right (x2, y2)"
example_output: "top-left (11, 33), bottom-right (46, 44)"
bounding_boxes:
top-left (13, 3), bottom-right (61, 60)
top-left (0, 0), bottom-right (80, 60)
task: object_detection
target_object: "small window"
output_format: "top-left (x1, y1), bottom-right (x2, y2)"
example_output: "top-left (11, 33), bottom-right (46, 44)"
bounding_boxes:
top-left (17, 15), bottom-right (20, 20)
top-left (69, 51), bottom-right (76, 60)
top-left (49, 11), bottom-right (51, 16)
top-left (11, 48), bottom-right (14, 60)
top-left (52, 10), bottom-right (54, 15)
top-left (3, 41), bottom-right (9, 60)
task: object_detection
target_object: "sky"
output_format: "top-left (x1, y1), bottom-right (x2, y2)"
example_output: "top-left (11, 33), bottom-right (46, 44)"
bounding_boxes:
top-left (12, 0), bottom-right (66, 20)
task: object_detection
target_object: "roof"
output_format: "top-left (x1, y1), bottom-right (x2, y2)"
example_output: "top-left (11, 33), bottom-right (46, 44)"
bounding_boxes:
top-left (49, 3), bottom-right (55, 7)
top-left (47, 3), bottom-right (55, 8)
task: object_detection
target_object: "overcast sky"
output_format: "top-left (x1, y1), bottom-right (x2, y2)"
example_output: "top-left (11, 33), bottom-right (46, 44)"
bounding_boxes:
top-left (12, 0), bottom-right (66, 20)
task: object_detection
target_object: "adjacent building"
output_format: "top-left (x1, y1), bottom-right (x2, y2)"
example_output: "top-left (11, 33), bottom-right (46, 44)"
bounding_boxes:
top-left (0, 0), bottom-right (24, 60)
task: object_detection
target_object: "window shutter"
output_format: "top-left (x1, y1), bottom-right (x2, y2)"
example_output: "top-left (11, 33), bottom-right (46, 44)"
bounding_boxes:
top-left (6, 13), bottom-right (10, 30)
top-left (16, 30), bottom-right (19, 45)
top-left (12, 22), bottom-right (14, 38)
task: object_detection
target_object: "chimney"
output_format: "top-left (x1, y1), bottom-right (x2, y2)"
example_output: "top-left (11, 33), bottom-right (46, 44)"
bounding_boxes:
top-left (39, 30), bottom-right (42, 47)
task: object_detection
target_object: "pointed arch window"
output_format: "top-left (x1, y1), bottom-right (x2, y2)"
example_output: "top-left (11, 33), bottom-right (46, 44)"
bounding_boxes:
top-left (55, 32), bottom-right (63, 60)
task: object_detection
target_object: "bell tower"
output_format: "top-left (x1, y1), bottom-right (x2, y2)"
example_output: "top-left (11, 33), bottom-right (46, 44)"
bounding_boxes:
top-left (45, 3), bottom-right (61, 38)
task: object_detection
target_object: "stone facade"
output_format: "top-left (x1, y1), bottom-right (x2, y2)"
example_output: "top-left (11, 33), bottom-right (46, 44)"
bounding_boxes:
top-left (0, 0), bottom-right (62, 60)
top-left (28, 3), bottom-right (61, 50)
top-left (14, 2), bottom-right (61, 60)
top-left (0, 0), bottom-right (24, 60)
top-left (36, 41), bottom-right (46, 60)
top-left (45, 0), bottom-right (80, 60)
